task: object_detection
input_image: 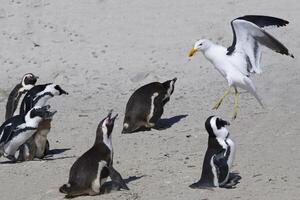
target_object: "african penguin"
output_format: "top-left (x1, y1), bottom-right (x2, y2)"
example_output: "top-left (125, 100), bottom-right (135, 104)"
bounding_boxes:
top-left (122, 78), bottom-right (177, 133)
top-left (20, 83), bottom-right (68, 115)
top-left (59, 111), bottom-right (129, 198)
top-left (0, 105), bottom-right (55, 162)
top-left (189, 116), bottom-right (240, 189)
top-left (5, 73), bottom-right (38, 120)
top-left (18, 83), bottom-right (68, 160)
top-left (17, 111), bottom-right (57, 161)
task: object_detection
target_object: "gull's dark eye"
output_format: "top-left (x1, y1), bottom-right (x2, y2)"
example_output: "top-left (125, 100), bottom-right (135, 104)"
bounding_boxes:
top-left (199, 43), bottom-right (202, 46)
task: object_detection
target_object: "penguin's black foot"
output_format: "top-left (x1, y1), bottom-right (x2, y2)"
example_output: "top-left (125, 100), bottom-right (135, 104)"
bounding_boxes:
top-left (6, 155), bottom-right (17, 162)
top-left (220, 173), bottom-right (241, 189)
top-left (189, 182), bottom-right (214, 190)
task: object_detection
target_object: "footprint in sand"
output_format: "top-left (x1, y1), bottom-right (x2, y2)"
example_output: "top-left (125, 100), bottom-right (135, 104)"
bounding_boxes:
top-left (130, 72), bottom-right (150, 83)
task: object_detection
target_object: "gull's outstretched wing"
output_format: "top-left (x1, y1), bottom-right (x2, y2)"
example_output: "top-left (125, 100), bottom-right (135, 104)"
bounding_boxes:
top-left (227, 15), bottom-right (293, 74)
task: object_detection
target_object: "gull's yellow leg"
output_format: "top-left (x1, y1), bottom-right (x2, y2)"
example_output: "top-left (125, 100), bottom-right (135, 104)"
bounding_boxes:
top-left (212, 87), bottom-right (232, 110)
top-left (232, 88), bottom-right (239, 120)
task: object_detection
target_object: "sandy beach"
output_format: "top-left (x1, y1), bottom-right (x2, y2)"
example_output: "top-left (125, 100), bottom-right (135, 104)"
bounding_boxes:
top-left (0, 0), bottom-right (300, 199)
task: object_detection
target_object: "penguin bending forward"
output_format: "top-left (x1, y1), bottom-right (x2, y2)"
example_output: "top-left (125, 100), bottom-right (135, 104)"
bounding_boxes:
top-left (5, 73), bottom-right (38, 120)
top-left (190, 116), bottom-right (240, 189)
top-left (18, 83), bottom-right (68, 161)
top-left (122, 78), bottom-right (177, 133)
top-left (20, 83), bottom-right (68, 115)
top-left (0, 105), bottom-right (55, 162)
top-left (59, 111), bottom-right (129, 198)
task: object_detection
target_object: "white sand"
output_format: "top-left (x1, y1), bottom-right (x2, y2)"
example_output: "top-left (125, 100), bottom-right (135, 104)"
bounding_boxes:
top-left (0, 0), bottom-right (299, 199)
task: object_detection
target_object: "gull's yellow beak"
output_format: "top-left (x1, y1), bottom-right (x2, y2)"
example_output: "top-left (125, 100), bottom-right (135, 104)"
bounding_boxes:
top-left (188, 48), bottom-right (197, 57)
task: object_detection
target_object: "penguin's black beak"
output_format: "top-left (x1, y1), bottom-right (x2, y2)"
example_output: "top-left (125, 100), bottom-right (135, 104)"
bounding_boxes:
top-left (107, 110), bottom-right (112, 119)
top-left (41, 105), bottom-right (51, 111)
top-left (173, 77), bottom-right (177, 82)
top-left (223, 120), bottom-right (230, 126)
top-left (44, 110), bottom-right (57, 119)
top-left (54, 85), bottom-right (69, 95)
top-left (216, 117), bottom-right (230, 127)
top-left (60, 88), bottom-right (68, 95)
top-left (106, 110), bottom-right (118, 125)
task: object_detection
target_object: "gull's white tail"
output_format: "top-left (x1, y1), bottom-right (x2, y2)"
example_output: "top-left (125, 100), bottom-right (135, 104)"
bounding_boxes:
top-left (243, 77), bottom-right (264, 108)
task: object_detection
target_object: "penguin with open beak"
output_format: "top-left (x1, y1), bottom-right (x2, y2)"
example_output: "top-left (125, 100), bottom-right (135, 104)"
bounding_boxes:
top-left (59, 111), bottom-right (129, 198)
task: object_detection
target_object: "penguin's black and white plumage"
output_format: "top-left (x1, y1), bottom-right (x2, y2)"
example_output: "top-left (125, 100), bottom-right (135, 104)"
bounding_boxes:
top-left (0, 105), bottom-right (55, 161)
top-left (18, 83), bottom-right (68, 161)
top-left (59, 111), bottom-right (129, 198)
top-left (20, 83), bottom-right (68, 115)
top-left (5, 73), bottom-right (38, 120)
top-left (18, 112), bottom-right (57, 161)
top-left (122, 78), bottom-right (177, 133)
top-left (190, 116), bottom-right (239, 189)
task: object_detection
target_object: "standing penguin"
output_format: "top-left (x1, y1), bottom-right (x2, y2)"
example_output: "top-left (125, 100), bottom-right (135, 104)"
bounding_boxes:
top-left (0, 105), bottom-right (55, 162)
top-left (190, 116), bottom-right (240, 189)
top-left (59, 111), bottom-right (129, 198)
top-left (5, 73), bottom-right (38, 120)
top-left (18, 83), bottom-right (68, 161)
top-left (18, 111), bottom-right (57, 161)
top-left (122, 78), bottom-right (177, 133)
top-left (20, 83), bottom-right (68, 115)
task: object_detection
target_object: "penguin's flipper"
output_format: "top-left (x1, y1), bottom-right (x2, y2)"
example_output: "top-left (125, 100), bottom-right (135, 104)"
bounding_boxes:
top-left (213, 153), bottom-right (229, 185)
top-left (20, 94), bottom-right (33, 115)
top-left (5, 85), bottom-right (22, 120)
top-left (108, 165), bottom-right (129, 190)
top-left (0, 124), bottom-right (15, 144)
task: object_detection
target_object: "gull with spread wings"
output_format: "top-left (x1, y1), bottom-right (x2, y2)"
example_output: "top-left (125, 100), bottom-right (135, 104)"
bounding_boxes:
top-left (188, 15), bottom-right (294, 119)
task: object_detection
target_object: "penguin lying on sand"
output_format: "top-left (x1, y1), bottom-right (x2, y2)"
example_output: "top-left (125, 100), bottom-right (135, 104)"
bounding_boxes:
top-left (5, 73), bottom-right (38, 120)
top-left (0, 105), bottom-right (55, 162)
top-left (18, 83), bottom-right (68, 161)
top-left (60, 111), bottom-right (129, 198)
top-left (122, 78), bottom-right (177, 133)
top-left (190, 116), bottom-right (240, 189)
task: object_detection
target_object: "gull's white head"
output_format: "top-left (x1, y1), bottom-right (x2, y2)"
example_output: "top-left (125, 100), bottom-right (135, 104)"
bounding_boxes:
top-left (188, 39), bottom-right (212, 57)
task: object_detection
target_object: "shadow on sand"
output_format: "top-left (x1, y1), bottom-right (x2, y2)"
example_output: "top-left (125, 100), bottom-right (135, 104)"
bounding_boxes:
top-left (154, 114), bottom-right (188, 130)
top-left (47, 148), bottom-right (71, 156)
top-left (100, 175), bottom-right (145, 194)
top-left (122, 114), bottom-right (188, 134)
top-left (0, 148), bottom-right (72, 164)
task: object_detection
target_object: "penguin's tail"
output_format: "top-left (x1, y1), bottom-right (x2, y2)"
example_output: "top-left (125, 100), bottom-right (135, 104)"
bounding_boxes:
top-left (59, 183), bottom-right (72, 194)
top-left (59, 183), bottom-right (89, 198)
top-left (121, 122), bottom-right (137, 134)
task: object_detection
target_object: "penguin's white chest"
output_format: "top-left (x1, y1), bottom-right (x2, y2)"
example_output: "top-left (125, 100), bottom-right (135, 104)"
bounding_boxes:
top-left (34, 96), bottom-right (51, 107)
top-left (91, 160), bottom-right (108, 193)
top-left (147, 92), bottom-right (159, 122)
top-left (4, 129), bottom-right (36, 156)
top-left (13, 97), bottom-right (24, 117)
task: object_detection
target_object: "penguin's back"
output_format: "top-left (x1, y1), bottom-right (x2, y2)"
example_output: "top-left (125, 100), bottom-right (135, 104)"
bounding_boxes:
top-left (125, 82), bottom-right (166, 117)
top-left (0, 115), bottom-right (25, 144)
